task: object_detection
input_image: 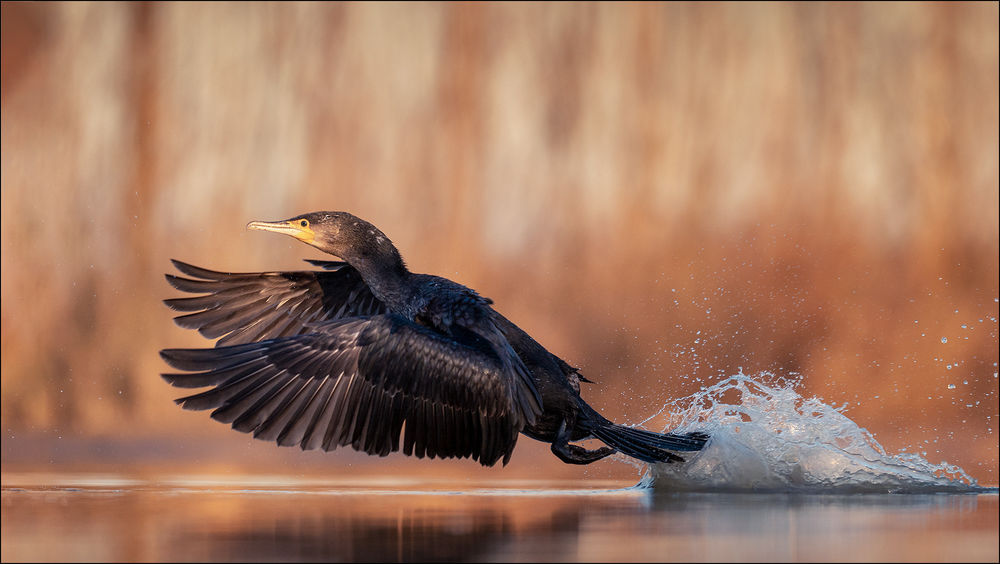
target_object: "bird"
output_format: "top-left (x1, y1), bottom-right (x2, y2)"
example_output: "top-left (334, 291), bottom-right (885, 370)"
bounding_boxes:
top-left (160, 211), bottom-right (708, 467)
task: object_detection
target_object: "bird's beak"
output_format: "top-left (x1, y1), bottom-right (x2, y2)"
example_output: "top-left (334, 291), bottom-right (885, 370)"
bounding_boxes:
top-left (247, 219), bottom-right (315, 244)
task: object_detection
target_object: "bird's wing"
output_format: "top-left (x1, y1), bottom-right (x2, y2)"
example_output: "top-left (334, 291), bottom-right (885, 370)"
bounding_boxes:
top-left (160, 314), bottom-right (532, 466)
top-left (302, 259), bottom-right (350, 270)
top-left (163, 259), bottom-right (386, 346)
top-left (417, 287), bottom-right (543, 429)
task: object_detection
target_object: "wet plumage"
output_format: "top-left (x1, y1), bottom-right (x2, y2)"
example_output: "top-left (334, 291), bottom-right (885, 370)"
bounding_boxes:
top-left (160, 211), bottom-right (708, 466)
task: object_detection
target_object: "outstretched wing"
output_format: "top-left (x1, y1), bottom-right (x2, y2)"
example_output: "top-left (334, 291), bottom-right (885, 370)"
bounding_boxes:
top-left (160, 314), bottom-right (534, 466)
top-left (163, 259), bottom-right (386, 346)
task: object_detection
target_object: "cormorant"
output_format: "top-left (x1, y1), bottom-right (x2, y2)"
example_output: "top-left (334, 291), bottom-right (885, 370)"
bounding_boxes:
top-left (160, 211), bottom-right (708, 466)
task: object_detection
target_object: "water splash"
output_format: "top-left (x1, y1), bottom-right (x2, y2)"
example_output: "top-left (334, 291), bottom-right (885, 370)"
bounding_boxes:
top-left (638, 372), bottom-right (989, 493)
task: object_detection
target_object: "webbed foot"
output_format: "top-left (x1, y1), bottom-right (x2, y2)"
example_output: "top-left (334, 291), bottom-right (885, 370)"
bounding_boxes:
top-left (551, 442), bottom-right (616, 464)
top-left (550, 420), bottom-right (616, 465)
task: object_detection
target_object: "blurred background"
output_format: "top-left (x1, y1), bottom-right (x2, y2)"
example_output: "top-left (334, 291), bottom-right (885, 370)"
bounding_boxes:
top-left (2, 1), bottom-right (997, 484)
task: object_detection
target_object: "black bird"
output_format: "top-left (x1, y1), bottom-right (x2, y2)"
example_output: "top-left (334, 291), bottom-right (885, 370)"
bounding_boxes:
top-left (160, 212), bottom-right (708, 467)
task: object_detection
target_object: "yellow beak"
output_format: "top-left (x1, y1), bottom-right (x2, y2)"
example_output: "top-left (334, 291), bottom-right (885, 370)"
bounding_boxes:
top-left (247, 220), bottom-right (315, 244)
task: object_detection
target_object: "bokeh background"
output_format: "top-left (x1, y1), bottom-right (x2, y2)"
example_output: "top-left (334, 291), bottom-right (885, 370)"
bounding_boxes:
top-left (2, 1), bottom-right (997, 484)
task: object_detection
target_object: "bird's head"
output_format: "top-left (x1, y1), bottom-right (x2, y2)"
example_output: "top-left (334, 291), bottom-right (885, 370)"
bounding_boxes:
top-left (247, 211), bottom-right (406, 273)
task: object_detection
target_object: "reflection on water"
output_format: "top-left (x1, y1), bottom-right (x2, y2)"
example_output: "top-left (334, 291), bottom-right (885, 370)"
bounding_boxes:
top-left (2, 475), bottom-right (997, 562)
top-left (179, 501), bottom-right (513, 562)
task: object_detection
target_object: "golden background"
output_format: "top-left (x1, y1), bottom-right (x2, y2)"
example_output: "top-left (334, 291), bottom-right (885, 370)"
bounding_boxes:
top-left (2, 1), bottom-right (997, 484)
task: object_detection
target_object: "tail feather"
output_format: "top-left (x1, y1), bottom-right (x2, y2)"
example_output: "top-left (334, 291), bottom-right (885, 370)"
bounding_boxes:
top-left (613, 425), bottom-right (708, 452)
top-left (591, 423), bottom-right (709, 464)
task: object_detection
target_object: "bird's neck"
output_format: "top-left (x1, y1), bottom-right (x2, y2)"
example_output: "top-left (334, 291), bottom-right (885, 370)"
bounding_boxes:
top-left (347, 247), bottom-right (412, 309)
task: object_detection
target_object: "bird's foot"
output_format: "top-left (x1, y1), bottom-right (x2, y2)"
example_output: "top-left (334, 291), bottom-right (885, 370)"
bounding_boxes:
top-left (551, 442), bottom-right (616, 465)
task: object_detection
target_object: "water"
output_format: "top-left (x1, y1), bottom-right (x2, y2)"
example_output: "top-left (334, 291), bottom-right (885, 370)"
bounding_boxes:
top-left (3, 374), bottom-right (996, 561)
top-left (641, 373), bottom-right (989, 493)
top-left (2, 475), bottom-right (997, 562)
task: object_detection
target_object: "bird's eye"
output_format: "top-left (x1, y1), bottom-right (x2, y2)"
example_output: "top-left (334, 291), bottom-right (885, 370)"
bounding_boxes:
top-left (299, 219), bottom-right (309, 228)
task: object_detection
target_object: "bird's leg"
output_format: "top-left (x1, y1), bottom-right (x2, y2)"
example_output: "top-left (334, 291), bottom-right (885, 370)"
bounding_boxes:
top-left (550, 420), bottom-right (616, 465)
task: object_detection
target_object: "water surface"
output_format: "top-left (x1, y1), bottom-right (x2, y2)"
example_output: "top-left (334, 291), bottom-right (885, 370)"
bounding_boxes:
top-left (644, 374), bottom-right (989, 493)
top-left (2, 473), bottom-right (996, 562)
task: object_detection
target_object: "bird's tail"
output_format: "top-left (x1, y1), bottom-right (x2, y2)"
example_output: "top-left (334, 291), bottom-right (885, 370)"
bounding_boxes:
top-left (590, 418), bottom-right (709, 464)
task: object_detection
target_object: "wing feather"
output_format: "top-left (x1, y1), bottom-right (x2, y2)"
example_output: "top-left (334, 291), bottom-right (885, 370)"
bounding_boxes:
top-left (164, 260), bottom-right (388, 346)
top-left (160, 314), bottom-right (532, 466)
